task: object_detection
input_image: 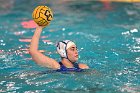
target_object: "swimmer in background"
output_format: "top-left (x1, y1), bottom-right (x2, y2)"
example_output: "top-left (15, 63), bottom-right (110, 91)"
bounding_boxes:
top-left (29, 26), bottom-right (89, 72)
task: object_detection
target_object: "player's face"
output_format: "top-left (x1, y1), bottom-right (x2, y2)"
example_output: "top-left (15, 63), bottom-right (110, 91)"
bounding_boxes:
top-left (67, 45), bottom-right (78, 62)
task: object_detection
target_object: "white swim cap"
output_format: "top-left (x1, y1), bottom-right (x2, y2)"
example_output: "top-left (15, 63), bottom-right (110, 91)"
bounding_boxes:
top-left (57, 40), bottom-right (76, 58)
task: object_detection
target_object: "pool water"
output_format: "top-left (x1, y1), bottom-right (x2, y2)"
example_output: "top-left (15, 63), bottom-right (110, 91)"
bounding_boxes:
top-left (0, 0), bottom-right (140, 93)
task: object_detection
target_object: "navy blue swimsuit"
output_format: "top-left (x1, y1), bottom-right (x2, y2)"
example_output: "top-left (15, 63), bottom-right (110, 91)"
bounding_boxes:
top-left (56, 62), bottom-right (83, 72)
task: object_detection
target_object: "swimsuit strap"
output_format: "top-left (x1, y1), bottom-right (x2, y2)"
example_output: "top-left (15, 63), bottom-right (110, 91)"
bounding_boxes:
top-left (56, 62), bottom-right (83, 72)
top-left (59, 62), bottom-right (79, 68)
top-left (73, 62), bottom-right (80, 69)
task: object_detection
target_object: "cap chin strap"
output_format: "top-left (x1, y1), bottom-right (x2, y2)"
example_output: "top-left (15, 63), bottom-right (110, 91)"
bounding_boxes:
top-left (61, 53), bottom-right (73, 64)
top-left (65, 50), bottom-right (74, 64)
top-left (65, 43), bottom-right (74, 64)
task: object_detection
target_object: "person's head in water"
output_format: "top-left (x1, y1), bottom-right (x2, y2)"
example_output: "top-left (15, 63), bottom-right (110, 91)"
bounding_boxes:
top-left (57, 40), bottom-right (78, 63)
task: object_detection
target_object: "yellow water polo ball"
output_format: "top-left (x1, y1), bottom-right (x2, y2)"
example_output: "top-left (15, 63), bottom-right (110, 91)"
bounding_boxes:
top-left (32, 6), bottom-right (53, 26)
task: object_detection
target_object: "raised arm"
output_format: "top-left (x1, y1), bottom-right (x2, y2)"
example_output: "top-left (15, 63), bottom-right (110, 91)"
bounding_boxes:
top-left (29, 26), bottom-right (60, 69)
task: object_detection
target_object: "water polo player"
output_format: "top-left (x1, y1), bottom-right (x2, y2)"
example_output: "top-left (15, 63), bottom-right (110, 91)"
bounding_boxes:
top-left (29, 26), bottom-right (89, 72)
top-left (29, 6), bottom-right (88, 72)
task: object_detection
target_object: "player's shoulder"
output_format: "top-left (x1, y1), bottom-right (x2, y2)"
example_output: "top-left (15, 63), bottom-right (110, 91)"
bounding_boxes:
top-left (78, 63), bottom-right (89, 69)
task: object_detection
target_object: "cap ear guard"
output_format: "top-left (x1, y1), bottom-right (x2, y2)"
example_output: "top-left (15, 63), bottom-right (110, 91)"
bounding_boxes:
top-left (56, 42), bottom-right (67, 58)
